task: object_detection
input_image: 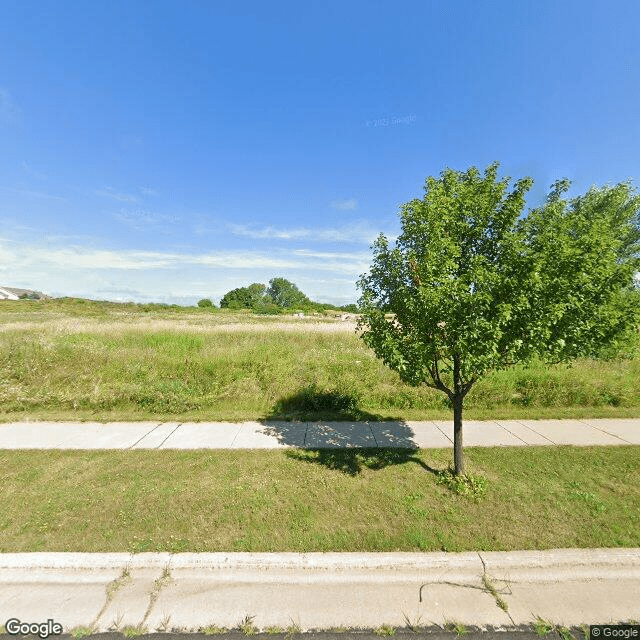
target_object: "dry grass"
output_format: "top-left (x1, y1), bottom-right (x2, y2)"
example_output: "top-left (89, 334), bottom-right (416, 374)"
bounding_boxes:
top-left (0, 315), bottom-right (359, 335)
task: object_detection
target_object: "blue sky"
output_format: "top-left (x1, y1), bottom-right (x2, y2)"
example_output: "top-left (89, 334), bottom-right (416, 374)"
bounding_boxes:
top-left (1, 0), bottom-right (639, 305)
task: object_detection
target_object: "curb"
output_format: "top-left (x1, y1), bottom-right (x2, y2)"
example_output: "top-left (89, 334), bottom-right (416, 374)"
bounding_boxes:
top-left (2, 548), bottom-right (639, 578)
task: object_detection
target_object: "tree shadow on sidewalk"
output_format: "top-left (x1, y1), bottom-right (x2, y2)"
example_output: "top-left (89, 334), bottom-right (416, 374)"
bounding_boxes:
top-left (258, 386), bottom-right (442, 477)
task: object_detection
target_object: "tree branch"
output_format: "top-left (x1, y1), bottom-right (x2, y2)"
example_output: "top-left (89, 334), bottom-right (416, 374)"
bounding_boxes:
top-left (430, 357), bottom-right (452, 397)
top-left (461, 375), bottom-right (477, 398)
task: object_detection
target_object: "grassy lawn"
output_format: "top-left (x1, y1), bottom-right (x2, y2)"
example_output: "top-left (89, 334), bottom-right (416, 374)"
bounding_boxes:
top-left (1, 298), bottom-right (639, 422)
top-left (1, 445), bottom-right (638, 553)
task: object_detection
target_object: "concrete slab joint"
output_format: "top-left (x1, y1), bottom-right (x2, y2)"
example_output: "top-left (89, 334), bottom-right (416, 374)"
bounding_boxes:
top-left (142, 565), bottom-right (173, 628)
top-left (91, 565), bottom-right (132, 631)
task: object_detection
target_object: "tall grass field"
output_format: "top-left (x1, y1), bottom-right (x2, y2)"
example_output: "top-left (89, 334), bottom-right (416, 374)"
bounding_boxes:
top-left (1, 298), bottom-right (639, 423)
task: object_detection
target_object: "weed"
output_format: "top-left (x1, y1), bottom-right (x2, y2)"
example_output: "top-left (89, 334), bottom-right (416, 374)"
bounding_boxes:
top-left (581, 624), bottom-right (590, 640)
top-left (436, 469), bottom-right (487, 500)
top-left (106, 567), bottom-right (131, 600)
top-left (374, 624), bottom-right (396, 636)
top-left (403, 493), bottom-right (427, 516)
top-left (266, 627), bottom-right (283, 635)
top-left (558, 626), bottom-right (574, 640)
top-left (481, 574), bottom-right (509, 611)
top-left (109, 612), bottom-right (124, 633)
top-left (285, 619), bottom-right (302, 638)
top-left (70, 626), bottom-right (95, 638)
top-left (445, 621), bottom-right (468, 636)
top-left (534, 617), bottom-right (555, 637)
top-left (156, 613), bottom-right (172, 632)
top-left (122, 624), bottom-right (147, 638)
top-left (239, 614), bottom-right (258, 636)
top-left (142, 565), bottom-right (172, 625)
top-left (201, 624), bottom-right (228, 634)
top-left (567, 490), bottom-right (607, 513)
top-left (401, 611), bottom-right (425, 633)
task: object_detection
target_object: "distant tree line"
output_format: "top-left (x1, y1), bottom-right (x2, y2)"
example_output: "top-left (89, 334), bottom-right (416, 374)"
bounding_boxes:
top-left (198, 277), bottom-right (358, 314)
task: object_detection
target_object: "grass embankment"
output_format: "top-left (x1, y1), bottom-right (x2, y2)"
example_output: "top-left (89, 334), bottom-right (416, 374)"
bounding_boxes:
top-left (1, 298), bottom-right (639, 422)
top-left (1, 446), bottom-right (638, 553)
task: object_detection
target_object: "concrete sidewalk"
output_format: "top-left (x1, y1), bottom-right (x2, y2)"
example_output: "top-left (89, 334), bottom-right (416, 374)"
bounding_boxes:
top-left (0, 418), bottom-right (639, 449)
top-left (1, 550), bottom-right (639, 632)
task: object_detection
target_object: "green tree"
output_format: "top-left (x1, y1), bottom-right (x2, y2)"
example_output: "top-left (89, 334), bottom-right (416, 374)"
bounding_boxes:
top-left (357, 163), bottom-right (640, 476)
top-left (266, 277), bottom-right (311, 309)
top-left (219, 283), bottom-right (267, 309)
top-left (197, 298), bottom-right (214, 308)
top-left (523, 179), bottom-right (640, 361)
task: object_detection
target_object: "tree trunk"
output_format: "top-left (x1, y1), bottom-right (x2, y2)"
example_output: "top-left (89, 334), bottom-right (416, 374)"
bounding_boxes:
top-left (452, 394), bottom-right (464, 476)
top-left (452, 353), bottom-right (465, 476)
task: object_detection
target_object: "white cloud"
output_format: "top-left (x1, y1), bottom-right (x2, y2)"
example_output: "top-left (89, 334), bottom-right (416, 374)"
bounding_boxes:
top-left (228, 221), bottom-right (380, 245)
top-left (0, 186), bottom-right (66, 202)
top-left (292, 248), bottom-right (370, 262)
top-left (140, 187), bottom-right (160, 196)
top-left (0, 239), bottom-right (369, 276)
top-left (330, 198), bottom-right (358, 210)
top-left (227, 224), bottom-right (310, 240)
top-left (95, 186), bottom-right (140, 203)
top-left (21, 161), bottom-right (49, 181)
top-left (113, 208), bottom-right (180, 230)
top-left (0, 235), bottom-right (368, 304)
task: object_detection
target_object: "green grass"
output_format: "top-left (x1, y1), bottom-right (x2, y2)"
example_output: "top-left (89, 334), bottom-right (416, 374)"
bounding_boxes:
top-left (0, 445), bottom-right (638, 553)
top-left (374, 625), bottom-right (396, 636)
top-left (445, 621), bottom-right (468, 637)
top-left (0, 298), bottom-right (639, 423)
top-left (200, 625), bottom-right (228, 635)
top-left (534, 618), bottom-right (555, 637)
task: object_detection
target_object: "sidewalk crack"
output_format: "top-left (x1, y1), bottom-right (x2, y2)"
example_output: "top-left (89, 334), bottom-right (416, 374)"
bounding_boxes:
top-left (477, 552), bottom-right (515, 625)
top-left (92, 564), bottom-right (132, 630)
top-left (140, 564), bottom-right (173, 627)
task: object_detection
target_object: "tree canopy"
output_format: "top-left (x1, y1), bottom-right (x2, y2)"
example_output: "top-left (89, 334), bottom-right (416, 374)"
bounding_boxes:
top-left (266, 277), bottom-right (312, 309)
top-left (219, 283), bottom-right (268, 309)
top-left (357, 162), bottom-right (640, 476)
top-left (218, 277), bottom-right (357, 313)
